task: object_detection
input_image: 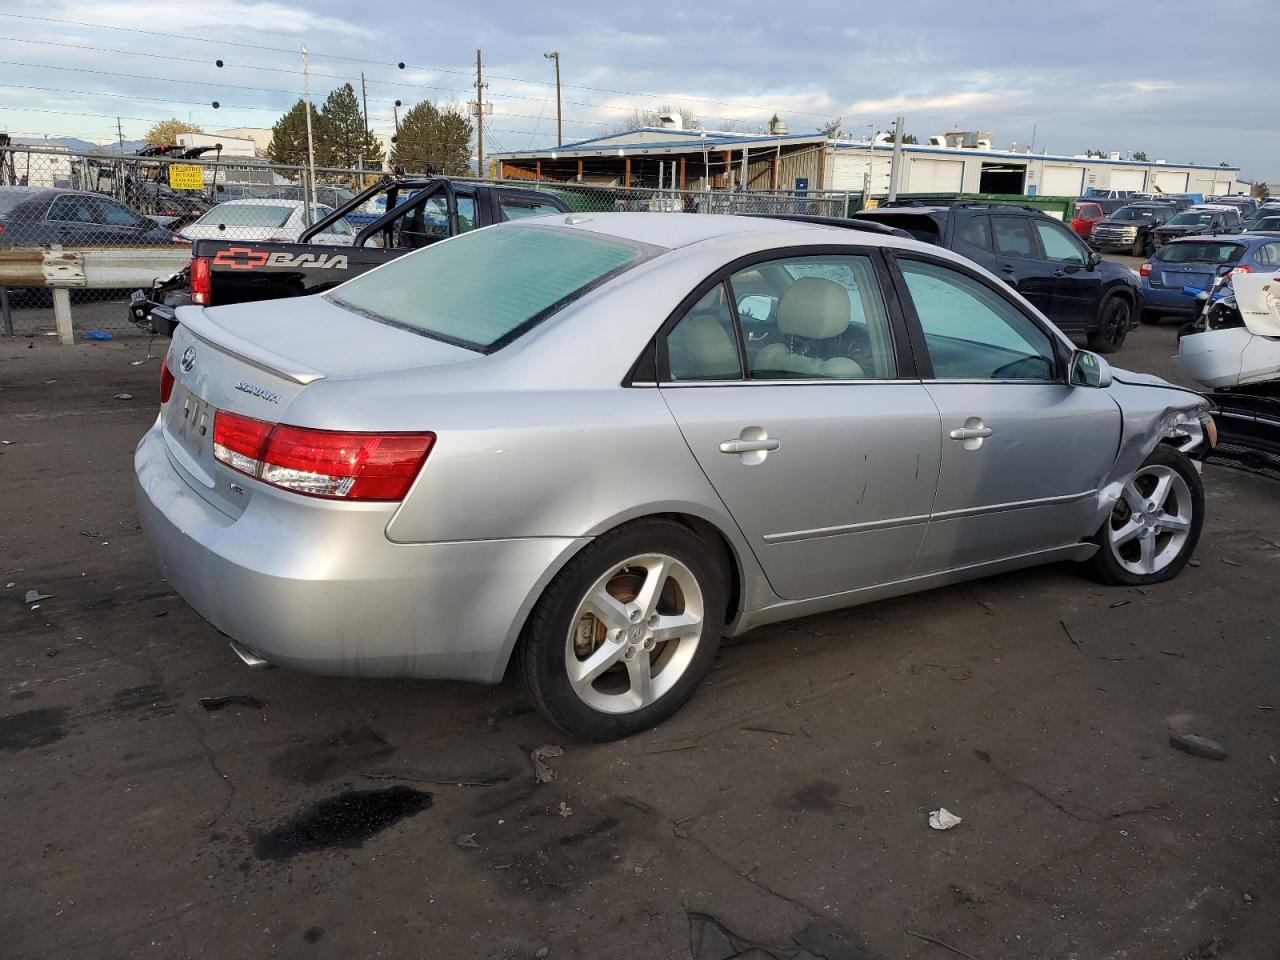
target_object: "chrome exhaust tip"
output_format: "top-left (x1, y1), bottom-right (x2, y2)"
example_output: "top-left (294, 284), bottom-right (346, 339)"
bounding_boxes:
top-left (228, 639), bottom-right (272, 670)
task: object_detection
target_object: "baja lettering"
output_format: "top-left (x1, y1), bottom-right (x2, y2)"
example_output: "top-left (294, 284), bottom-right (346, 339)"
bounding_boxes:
top-left (265, 252), bottom-right (350, 270)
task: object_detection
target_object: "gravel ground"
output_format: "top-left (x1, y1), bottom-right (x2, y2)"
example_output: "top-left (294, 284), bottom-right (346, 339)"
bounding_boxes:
top-left (1, 320), bottom-right (1277, 960)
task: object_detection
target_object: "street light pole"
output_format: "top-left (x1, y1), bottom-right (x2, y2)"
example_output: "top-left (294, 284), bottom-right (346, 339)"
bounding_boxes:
top-left (544, 51), bottom-right (562, 147)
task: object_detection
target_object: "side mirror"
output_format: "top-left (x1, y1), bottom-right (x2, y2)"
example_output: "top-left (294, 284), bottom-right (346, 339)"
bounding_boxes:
top-left (1069, 350), bottom-right (1113, 388)
top-left (737, 294), bottom-right (776, 322)
top-left (1086, 250), bottom-right (1103, 268)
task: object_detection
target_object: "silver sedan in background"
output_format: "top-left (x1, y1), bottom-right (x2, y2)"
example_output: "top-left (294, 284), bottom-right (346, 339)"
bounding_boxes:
top-left (135, 213), bottom-right (1213, 740)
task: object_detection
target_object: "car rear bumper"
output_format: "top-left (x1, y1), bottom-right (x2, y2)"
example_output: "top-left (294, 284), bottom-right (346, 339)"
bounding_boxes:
top-left (134, 421), bottom-right (587, 683)
top-left (1140, 284), bottom-right (1200, 315)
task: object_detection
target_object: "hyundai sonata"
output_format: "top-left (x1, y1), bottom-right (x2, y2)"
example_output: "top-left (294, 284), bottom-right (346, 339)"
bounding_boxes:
top-left (136, 213), bottom-right (1213, 740)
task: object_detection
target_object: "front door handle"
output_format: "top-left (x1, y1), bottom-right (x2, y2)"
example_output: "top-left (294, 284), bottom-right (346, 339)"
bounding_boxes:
top-left (719, 427), bottom-right (780, 465)
top-left (949, 417), bottom-right (993, 450)
top-left (719, 438), bottom-right (781, 454)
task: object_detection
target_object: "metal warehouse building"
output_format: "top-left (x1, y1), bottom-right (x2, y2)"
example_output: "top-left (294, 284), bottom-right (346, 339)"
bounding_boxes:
top-left (492, 124), bottom-right (1241, 199)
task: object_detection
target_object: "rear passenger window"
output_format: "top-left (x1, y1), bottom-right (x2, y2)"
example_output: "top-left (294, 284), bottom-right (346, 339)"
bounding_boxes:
top-left (665, 284), bottom-right (742, 381)
top-left (992, 217), bottom-right (1036, 257)
top-left (1256, 243), bottom-right (1280, 267)
top-left (958, 215), bottom-right (991, 251)
top-left (47, 196), bottom-right (100, 223)
top-left (731, 255), bottom-right (896, 380)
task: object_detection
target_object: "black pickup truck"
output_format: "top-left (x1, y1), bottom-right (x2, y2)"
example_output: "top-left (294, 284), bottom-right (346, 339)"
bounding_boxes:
top-left (129, 177), bottom-right (570, 335)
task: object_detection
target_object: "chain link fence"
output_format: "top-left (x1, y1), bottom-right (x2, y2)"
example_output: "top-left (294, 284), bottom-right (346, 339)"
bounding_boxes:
top-left (1, 145), bottom-right (857, 340)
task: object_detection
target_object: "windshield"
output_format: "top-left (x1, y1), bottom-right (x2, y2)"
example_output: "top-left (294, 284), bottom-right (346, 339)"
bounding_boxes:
top-left (1167, 212), bottom-right (1213, 227)
top-left (194, 204), bottom-right (294, 228)
top-left (328, 225), bottom-right (654, 351)
top-left (1250, 217), bottom-right (1280, 231)
top-left (1156, 241), bottom-right (1245, 265)
top-left (1113, 207), bottom-right (1157, 222)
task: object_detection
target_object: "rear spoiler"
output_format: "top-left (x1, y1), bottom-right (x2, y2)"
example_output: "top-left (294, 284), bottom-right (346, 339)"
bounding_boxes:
top-left (175, 305), bottom-right (326, 386)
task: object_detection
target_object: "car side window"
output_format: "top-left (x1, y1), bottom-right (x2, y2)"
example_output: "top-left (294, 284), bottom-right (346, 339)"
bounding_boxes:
top-left (730, 255), bottom-right (896, 380)
top-left (992, 217), bottom-right (1036, 258)
top-left (94, 198), bottom-right (147, 228)
top-left (1255, 243), bottom-right (1280, 267)
top-left (957, 215), bottom-right (991, 252)
top-left (664, 283), bottom-right (742, 381)
top-left (899, 259), bottom-right (1057, 381)
top-left (1033, 220), bottom-right (1086, 263)
top-left (47, 195), bottom-right (101, 224)
top-left (500, 197), bottom-right (564, 221)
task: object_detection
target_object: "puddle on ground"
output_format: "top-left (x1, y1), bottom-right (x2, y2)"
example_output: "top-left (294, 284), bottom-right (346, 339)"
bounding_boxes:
top-left (0, 707), bottom-right (70, 751)
top-left (254, 786), bottom-right (432, 861)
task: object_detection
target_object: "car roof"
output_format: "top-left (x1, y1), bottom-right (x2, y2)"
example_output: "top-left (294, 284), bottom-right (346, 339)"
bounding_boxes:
top-left (506, 211), bottom-right (849, 250)
top-left (213, 198), bottom-right (310, 208)
top-left (1188, 204), bottom-right (1236, 211)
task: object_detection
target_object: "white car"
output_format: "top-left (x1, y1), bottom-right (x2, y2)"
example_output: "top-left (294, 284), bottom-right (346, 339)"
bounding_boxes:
top-left (178, 199), bottom-right (355, 245)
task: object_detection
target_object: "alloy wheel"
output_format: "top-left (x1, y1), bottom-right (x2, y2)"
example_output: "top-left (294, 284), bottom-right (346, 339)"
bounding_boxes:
top-left (1106, 464), bottom-right (1193, 575)
top-left (1103, 299), bottom-right (1131, 349)
top-left (564, 553), bottom-right (704, 714)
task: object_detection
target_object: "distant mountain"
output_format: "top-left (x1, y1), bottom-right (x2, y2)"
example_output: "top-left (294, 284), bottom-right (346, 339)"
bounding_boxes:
top-left (11, 136), bottom-right (149, 154)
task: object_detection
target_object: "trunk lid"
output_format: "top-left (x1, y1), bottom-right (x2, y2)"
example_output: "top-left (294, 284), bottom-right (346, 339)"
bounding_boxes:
top-left (161, 295), bottom-right (474, 517)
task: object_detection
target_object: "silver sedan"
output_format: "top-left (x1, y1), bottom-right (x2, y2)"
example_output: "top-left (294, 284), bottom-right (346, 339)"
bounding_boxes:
top-left (135, 213), bottom-right (1214, 740)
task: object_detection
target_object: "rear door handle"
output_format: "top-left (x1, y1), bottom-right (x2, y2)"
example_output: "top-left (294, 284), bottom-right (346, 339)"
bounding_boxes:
top-left (719, 438), bottom-right (781, 454)
top-left (1000, 264), bottom-right (1016, 273)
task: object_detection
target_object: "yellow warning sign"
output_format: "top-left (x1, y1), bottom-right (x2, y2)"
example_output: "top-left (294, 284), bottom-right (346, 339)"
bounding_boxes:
top-left (168, 164), bottom-right (204, 191)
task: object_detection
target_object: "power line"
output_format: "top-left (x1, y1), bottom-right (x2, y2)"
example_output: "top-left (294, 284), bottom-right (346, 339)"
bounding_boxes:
top-left (5, 12), bottom-right (859, 123)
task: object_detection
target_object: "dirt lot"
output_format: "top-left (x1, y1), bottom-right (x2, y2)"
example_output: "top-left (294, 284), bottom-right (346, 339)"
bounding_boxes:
top-left (2, 322), bottom-right (1279, 960)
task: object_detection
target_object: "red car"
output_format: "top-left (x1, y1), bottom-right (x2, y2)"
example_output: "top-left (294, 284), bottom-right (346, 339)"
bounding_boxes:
top-left (1070, 201), bottom-right (1107, 238)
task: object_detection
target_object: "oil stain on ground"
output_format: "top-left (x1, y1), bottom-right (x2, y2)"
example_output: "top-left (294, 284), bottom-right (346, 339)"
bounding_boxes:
top-left (254, 786), bottom-right (431, 861)
top-left (0, 707), bottom-right (70, 751)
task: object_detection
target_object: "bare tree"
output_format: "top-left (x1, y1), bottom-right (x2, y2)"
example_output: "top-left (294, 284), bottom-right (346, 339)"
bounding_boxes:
top-left (611, 103), bottom-right (700, 133)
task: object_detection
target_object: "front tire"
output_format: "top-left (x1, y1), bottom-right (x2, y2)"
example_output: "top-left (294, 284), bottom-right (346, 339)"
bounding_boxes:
top-left (516, 519), bottom-right (726, 742)
top-left (1087, 296), bottom-right (1131, 354)
top-left (1083, 445), bottom-right (1204, 586)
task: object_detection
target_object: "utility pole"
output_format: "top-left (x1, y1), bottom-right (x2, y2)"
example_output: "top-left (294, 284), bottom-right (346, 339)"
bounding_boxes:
top-left (360, 72), bottom-right (371, 142)
top-left (544, 51), bottom-right (562, 146)
top-left (302, 45), bottom-right (317, 223)
top-left (474, 48), bottom-right (485, 177)
top-left (887, 114), bottom-right (905, 202)
top-left (115, 117), bottom-right (124, 152)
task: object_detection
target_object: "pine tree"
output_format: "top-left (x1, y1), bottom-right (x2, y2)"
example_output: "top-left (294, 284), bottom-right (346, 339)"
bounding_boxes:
top-left (267, 99), bottom-right (330, 170)
top-left (320, 84), bottom-right (383, 169)
top-left (391, 101), bottom-right (474, 176)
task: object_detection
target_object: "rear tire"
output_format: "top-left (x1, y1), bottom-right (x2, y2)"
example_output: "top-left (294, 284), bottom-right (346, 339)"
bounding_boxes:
top-left (515, 519), bottom-right (726, 742)
top-left (1087, 296), bottom-right (1131, 354)
top-left (1082, 445), bottom-right (1204, 586)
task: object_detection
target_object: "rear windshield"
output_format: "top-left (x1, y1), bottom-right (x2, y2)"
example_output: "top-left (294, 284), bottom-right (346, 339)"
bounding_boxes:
top-left (1167, 212), bottom-right (1214, 226)
top-left (1113, 207), bottom-right (1158, 221)
top-left (328, 225), bottom-right (653, 351)
top-left (0, 191), bottom-right (37, 215)
top-left (1156, 241), bottom-right (1245, 264)
top-left (194, 204), bottom-right (294, 228)
top-left (1075, 203), bottom-right (1102, 218)
top-left (852, 213), bottom-right (940, 244)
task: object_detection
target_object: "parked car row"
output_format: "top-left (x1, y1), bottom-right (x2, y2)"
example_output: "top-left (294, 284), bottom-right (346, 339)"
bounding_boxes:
top-left (1139, 233), bottom-right (1280, 323)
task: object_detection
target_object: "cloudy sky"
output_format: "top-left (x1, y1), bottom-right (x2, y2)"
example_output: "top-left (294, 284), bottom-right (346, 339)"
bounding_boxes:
top-left (2, 0), bottom-right (1276, 180)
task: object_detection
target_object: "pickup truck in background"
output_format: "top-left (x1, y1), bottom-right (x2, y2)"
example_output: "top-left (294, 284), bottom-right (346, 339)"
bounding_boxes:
top-left (128, 177), bottom-right (570, 335)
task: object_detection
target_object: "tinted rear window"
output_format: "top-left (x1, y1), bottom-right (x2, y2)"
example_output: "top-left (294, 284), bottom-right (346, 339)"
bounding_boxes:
top-left (328, 225), bottom-right (653, 351)
top-left (1155, 241), bottom-right (1245, 264)
top-left (194, 204), bottom-right (295, 228)
top-left (853, 213), bottom-right (939, 244)
top-left (0, 191), bottom-right (39, 216)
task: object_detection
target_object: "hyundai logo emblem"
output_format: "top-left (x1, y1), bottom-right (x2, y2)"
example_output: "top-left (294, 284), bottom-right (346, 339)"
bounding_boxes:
top-left (179, 347), bottom-right (196, 373)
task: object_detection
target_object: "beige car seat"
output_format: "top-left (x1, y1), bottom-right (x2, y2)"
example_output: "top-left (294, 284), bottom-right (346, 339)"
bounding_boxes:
top-left (754, 277), bottom-right (865, 378)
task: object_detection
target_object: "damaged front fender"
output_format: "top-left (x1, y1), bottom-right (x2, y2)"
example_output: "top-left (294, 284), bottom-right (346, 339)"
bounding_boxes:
top-left (1089, 374), bottom-right (1210, 531)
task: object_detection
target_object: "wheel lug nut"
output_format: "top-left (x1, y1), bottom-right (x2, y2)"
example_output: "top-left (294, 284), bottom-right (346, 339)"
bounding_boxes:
top-left (629, 608), bottom-right (642, 623)
top-left (643, 638), bottom-right (655, 651)
top-left (647, 614), bottom-right (658, 626)
top-left (614, 629), bottom-right (626, 641)
top-left (624, 647), bottom-right (637, 660)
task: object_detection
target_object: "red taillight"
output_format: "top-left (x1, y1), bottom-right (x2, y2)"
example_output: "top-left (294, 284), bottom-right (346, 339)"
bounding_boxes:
top-left (212, 411), bottom-right (434, 501)
top-left (159, 362), bottom-right (175, 404)
top-left (190, 256), bottom-right (211, 305)
top-left (1230, 265), bottom-right (1253, 278)
top-left (1139, 262), bottom-right (1152, 277)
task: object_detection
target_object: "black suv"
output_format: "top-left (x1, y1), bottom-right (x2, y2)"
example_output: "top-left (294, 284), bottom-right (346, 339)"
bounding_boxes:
top-left (850, 202), bottom-right (1141, 352)
top-left (1088, 202), bottom-right (1177, 256)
